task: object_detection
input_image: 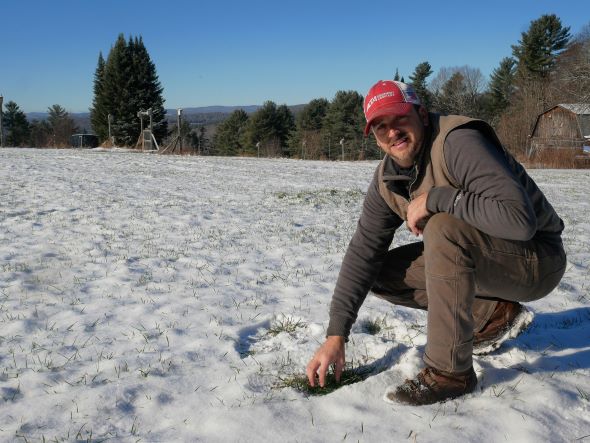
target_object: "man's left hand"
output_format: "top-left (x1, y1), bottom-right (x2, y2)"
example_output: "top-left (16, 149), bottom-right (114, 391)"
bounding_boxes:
top-left (407, 192), bottom-right (432, 236)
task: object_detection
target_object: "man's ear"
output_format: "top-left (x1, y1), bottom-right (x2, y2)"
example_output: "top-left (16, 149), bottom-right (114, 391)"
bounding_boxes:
top-left (418, 106), bottom-right (429, 126)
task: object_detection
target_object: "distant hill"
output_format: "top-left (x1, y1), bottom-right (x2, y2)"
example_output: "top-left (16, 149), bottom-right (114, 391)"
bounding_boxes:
top-left (176, 105), bottom-right (262, 114)
top-left (26, 104), bottom-right (306, 133)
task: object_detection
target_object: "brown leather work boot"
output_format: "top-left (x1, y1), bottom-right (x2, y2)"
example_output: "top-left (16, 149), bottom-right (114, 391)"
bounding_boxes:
top-left (473, 301), bottom-right (533, 355)
top-left (385, 366), bottom-right (477, 405)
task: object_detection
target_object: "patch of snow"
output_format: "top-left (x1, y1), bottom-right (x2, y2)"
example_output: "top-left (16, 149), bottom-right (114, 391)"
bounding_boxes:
top-left (0, 148), bottom-right (588, 442)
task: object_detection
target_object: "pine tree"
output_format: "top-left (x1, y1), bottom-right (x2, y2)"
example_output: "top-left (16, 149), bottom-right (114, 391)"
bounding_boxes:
top-left (91, 34), bottom-right (167, 146)
top-left (487, 57), bottom-right (516, 122)
top-left (89, 52), bottom-right (108, 141)
top-left (275, 104), bottom-right (295, 156)
top-left (131, 36), bottom-right (167, 142)
top-left (409, 61), bottom-right (434, 109)
top-left (298, 98), bottom-right (329, 131)
top-left (242, 102), bottom-right (295, 157)
top-left (287, 98), bottom-right (329, 159)
top-left (3, 101), bottom-right (30, 147)
top-left (321, 91), bottom-right (367, 160)
top-left (47, 104), bottom-right (77, 147)
top-left (242, 101), bottom-right (276, 155)
top-left (100, 35), bottom-right (133, 145)
top-left (212, 109), bottom-right (249, 156)
top-left (512, 14), bottom-right (571, 80)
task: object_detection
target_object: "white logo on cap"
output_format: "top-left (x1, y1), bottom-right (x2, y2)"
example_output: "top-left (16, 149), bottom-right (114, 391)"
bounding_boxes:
top-left (366, 91), bottom-right (396, 111)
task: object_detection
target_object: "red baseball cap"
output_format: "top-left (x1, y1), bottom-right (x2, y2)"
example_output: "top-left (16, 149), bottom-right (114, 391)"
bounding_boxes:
top-left (363, 80), bottom-right (421, 136)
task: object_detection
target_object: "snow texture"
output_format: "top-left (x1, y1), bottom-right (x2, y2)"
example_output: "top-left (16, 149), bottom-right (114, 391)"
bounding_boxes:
top-left (0, 148), bottom-right (588, 442)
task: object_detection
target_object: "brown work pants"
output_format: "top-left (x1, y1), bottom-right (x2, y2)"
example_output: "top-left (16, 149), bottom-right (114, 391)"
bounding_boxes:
top-left (372, 213), bottom-right (566, 373)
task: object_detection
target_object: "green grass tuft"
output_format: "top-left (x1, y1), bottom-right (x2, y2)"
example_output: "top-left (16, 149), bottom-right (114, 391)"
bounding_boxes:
top-left (274, 365), bottom-right (379, 396)
top-left (360, 316), bottom-right (392, 336)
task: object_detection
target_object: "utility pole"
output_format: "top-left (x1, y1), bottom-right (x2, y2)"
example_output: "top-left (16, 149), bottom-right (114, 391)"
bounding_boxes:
top-left (107, 113), bottom-right (113, 145)
top-left (177, 108), bottom-right (183, 151)
top-left (0, 95), bottom-right (3, 148)
top-left (137, 111), bottom-right (144, 149)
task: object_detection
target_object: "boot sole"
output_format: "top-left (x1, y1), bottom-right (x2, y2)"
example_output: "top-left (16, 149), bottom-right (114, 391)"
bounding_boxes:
top-left (383, 373), bottom-right (478, 405)
top-left (383, 389), bottom-right (472, 405)
top-left (473, 306), bottom-right (534, 355)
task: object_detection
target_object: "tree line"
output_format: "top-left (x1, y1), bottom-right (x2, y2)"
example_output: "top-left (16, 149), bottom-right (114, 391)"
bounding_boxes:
top-left (211, 92), bottom-right (373, 159)
top-left (163, 13), bottom-right (590, 160)
top-left (1, 103), bottom-right (77, 147)
top-left (2, 15), bottom-right (588, 159)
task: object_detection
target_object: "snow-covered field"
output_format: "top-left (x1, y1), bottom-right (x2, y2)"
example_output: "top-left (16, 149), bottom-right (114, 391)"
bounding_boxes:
top-left (0, 147), bottom-right (588, 442)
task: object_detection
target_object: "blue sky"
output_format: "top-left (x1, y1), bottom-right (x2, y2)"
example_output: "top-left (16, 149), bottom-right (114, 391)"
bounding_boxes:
top-left (1, 0), bottom-right (588, 113)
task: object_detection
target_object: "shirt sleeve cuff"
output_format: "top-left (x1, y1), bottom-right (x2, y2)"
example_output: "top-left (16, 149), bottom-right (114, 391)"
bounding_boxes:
top-left (326, 315), bottom-right (353, 340)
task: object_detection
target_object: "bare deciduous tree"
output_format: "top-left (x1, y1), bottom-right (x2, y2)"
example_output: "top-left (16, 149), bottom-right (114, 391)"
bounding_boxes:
top-left (430, 66), bottom-right (486, 117)
top-left (549, 23), bottom-right (590, 104)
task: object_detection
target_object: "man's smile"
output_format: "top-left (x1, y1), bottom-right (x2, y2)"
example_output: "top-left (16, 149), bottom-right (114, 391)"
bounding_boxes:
top-left (391, 136), bottom-right (409, 149)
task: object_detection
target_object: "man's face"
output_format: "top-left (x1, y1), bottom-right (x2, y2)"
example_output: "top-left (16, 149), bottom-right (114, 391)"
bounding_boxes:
top-left (371, 106), bottom-right (428, 168)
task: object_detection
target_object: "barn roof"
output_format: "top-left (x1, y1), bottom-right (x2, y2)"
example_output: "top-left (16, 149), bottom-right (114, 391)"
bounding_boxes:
top-left (558, 103), bottom-right (590, 115)
top-left (557, 104), bottom-right (590, 137)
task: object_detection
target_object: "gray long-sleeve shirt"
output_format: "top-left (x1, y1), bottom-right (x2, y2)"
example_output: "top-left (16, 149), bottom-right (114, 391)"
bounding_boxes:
top-left (326, 127), bottom-right (563, 338)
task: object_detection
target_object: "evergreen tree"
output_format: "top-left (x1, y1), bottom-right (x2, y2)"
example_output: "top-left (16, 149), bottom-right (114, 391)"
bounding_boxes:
top-left (3, 101), bottom-right (30, 147)
top-left (212, 109), bottom-right (249, 156)
top-left (512, 14), bottom-right (571, 80)
top-left (130, 36), bottom-right (167, 142)
top-left (89, 52), bottom-right (108, 141)
top-left (297, 98), bottom-right (329, 131)
top-left (409, 61), bottom-right (434, 108)
top-left (321, 91), bottom-right (367, 160)
top-left (242, 101), bottom-right (295, 157)
top-left (394, 68), bottom-right (401, 81)
top-left (242, 101), bottom-right (276, 155)
top-left (100, 35), bottom-right (133, 145)
top-left (90, 34), bottom-right (167, 146)
top-left (288, 98), bottom-right (329, 158)
top-left (275, 104), bottom-right (295, 156)
top-left (487, 57), bottom-right (516, 123)
top-left (47, 104), bottom-right (77, 147)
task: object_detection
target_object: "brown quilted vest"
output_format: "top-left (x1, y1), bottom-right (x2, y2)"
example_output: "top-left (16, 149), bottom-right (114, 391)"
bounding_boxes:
top-left (377, 114), bottom-right (481, 220)
top-left (376, 113), bottom-right (564, 238)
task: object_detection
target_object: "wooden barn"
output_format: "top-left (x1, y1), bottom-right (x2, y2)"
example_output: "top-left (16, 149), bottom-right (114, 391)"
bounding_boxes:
top-left (529, 104), bottom-right (590, 156)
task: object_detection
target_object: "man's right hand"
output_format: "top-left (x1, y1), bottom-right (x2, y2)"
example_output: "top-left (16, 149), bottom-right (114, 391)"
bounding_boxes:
top-left (306, 336), bottom-right (346, 387)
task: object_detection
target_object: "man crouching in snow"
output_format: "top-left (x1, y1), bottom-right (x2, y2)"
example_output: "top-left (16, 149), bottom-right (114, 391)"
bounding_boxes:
top-left (306, 80), bottom-right (566, 405)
